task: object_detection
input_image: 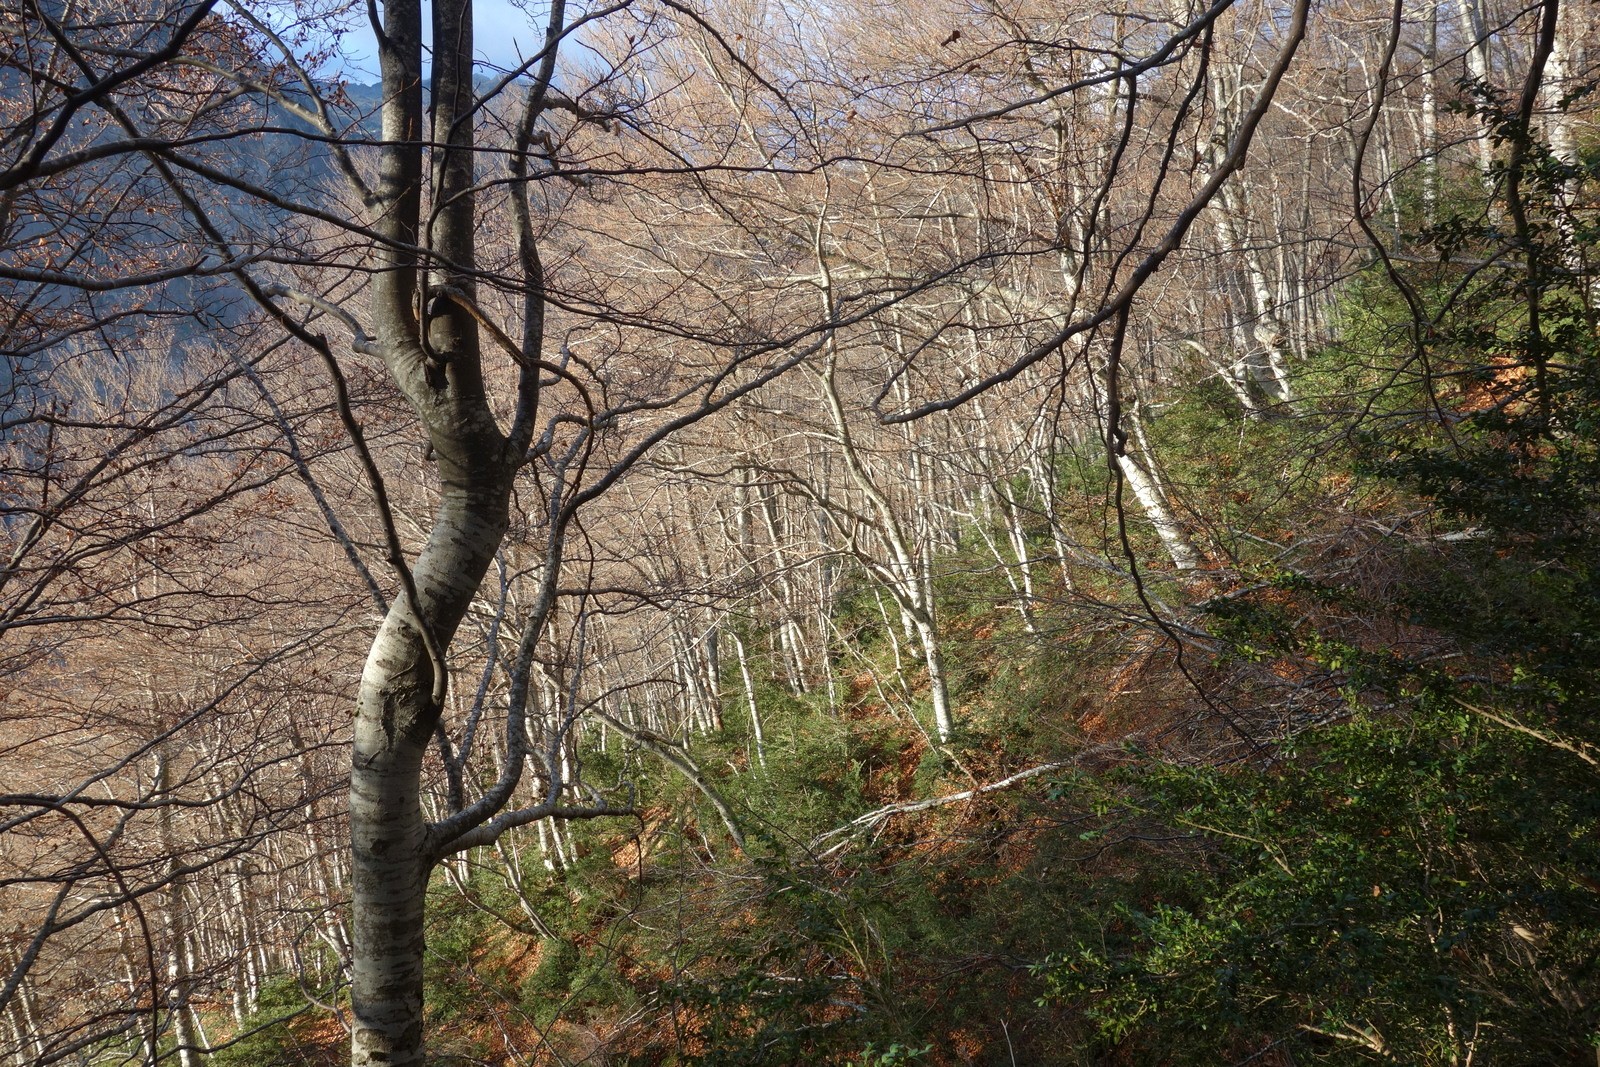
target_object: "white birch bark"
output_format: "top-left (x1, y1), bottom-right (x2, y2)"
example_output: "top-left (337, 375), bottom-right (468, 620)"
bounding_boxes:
top-left (813, 211), bottom-right (956, 742)
top-left (1207, 71), bottom-right (1295, 408)
top-left (729, 631), bottom-right (768, 767)
top-left (1115, 448), bottom-right (1202, 572)
top-left (1541, 0), bottom-right (1587, 280)
top-left (154, 751), bottom-right (204, 1067)
top-left (1111, 392), bottom-right (1202, 573)
top-left (1456, 0), bottom-right (1500, 180)
top-left (1421, 0), bottom-right (1439, 225)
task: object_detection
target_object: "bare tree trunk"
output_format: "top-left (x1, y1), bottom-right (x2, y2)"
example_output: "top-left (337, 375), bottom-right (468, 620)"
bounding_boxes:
top-left (1421, 0), bottom-right (1439, 225)
top-left (1455, 0), bottom-right (1499, 178)
top-left (493, 838), bottom-right (558, 939)
top-left (1541, 0), bottom-right (1587, 284)
top-left (729, 631), bottom-right (768, 767)
top-left (1, 948), bottom-right (45, 1067)
top-left (1115, 450), bottom-right (1201, 572)
top-left (817, 401), bottom-right (956, 741)
top-left (228, 859), bottom-right (261, 1021)
top-left (1112, 396), bottom-right (1202, 573)
top-left (349, 1), bottom-right (519, 1062)
top-left (590, 709), bottom-right (747, 851)
top-left (705, 625), bottom-right (724, 732)
top-left (814, 219), bottom-right (956, 742)
top-left (155, 752), bottom-right (204, 1067)
top-left (971, 483), bottom-right (1039, 635)
top-left (1207, 68), bottom-right (1295, 410)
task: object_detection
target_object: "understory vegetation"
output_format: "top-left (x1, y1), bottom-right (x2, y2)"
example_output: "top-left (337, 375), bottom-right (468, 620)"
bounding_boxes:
top-left (4, 2), bottom-right (1598, 1065)
top-left (222, 154), bottom-right (1600, 1064)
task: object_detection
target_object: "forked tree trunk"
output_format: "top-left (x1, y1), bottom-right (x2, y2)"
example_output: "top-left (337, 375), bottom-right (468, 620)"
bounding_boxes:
top-left (349, 0), bottom-right (523, 1061)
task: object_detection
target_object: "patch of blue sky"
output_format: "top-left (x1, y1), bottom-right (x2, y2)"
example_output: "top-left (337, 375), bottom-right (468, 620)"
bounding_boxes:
top-left (318, 1), bottom-right (550, 82)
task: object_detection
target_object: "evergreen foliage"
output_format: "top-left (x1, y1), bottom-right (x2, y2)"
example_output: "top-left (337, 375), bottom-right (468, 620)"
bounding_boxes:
top-left (9, 6), bottom-right (1598, 1065)
top-left (1038, 93), bottom-right (1600, 1065)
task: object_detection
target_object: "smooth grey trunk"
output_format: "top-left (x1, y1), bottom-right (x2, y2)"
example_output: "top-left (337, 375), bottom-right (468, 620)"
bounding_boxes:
top-left (749, 481), bottom-right (813, 693)
top-left (1024, 420), bottom-right (1076, 585)
top-left (814, 228), bottom-right (955, 742)
top-left (981, 481), bottom-right (1040, 635)
top-left (875, 587), bottom-right (906, 674)
top-left (348, 0), bottom-right (527, 1061)
top-left (821, 404), bottom-right (955, 741)
top-left (1541, 0), bottom-right (1585, 281)
top-left (227, 860), bottom-right (261, 1021)
top-left (493, 837), bottom-right (558, 938)
top-left (350, 474), bottom-right (511, 1067)
top-left (536, 817), bottom-right (565, 874)
top-left (2, 948), bottom-right (45, 1067)
top-left (912, 610), bottom-right (956, 742)
top-left (1004, 493), bottom-right (1040, 631)
top-left (1206, 74), bottom-right (1295, 409)
top-left (153, 752), bottom-right (204, 1067)
top-left (705, 625), bottom-right (724, 732)
top-left (591, 708), bottom-right (747, 850)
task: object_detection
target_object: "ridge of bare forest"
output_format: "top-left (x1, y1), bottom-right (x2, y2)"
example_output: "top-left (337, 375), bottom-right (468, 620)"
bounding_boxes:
top-left (1, 0), bottom-right (1596, 1064)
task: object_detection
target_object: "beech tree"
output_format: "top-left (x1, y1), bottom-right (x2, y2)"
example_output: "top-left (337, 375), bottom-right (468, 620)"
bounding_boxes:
top-left (4, 1), bottom-right (1314, 1056)
top-left (249, 2), bottom-right (828, 1060)
top-left (1, 0), bottom-right (815, 1062)
top-left (8, 0), bottom-right (1587, 1061)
